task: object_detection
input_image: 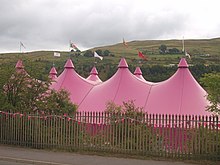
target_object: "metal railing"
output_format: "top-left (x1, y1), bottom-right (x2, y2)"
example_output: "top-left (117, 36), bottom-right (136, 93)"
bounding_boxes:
top-left (0, 111), bottom-right (219, 161)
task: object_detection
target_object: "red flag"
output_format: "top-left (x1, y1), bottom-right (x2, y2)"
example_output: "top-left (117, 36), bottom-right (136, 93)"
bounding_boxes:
top-left (138, 51), bottom-right (147, 60)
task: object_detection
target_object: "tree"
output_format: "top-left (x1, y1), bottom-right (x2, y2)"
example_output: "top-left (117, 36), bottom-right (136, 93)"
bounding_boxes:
top-left (105, 100), bottom-right (144, 119)
top-left (2, 70), bottom-right (77, 114)
top-left (159, 44), bottom-right (167, 54)
top-left (200, 73), bottom-right (220, 114)
top-left (105, 100), bottom-right (147, 150)
top-left (96, 49), bottom-right (102, 55)
top-left (83, 50), bottom-right (93, 57)
top-left (37, 89), bottom-right (77, 115)
top-left (168, 48), bottom-right (180, 54)
top-left (103, 50), bottom-right (110, 56)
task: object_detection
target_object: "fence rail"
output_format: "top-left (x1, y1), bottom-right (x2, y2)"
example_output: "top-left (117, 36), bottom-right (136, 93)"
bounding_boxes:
top-left (0, 111), bottom-right (219, 161)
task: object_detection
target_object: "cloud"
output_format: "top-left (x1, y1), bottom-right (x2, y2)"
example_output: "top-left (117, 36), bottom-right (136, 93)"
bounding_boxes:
top-left (0, 0), bottom-right (220, 53)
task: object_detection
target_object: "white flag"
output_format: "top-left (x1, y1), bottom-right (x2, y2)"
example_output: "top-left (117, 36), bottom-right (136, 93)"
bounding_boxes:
top-left (54, 52), bottom-right (60, 57)
top-left (94, 51), bottom-right (103, 60)
top-left (185, 51), bottom-right (191, 58)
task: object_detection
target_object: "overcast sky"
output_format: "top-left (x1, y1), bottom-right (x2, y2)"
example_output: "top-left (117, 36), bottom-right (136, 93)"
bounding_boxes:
top-left (0, 0), bottom-right (220, 53)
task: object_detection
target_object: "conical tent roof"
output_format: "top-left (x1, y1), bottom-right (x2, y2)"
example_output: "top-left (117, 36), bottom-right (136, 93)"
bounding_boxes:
top-left (78, 58), bottom-right (153, 112)
top-left (134, 67), bottom-right (145, 80)
top-left (49, 66), bottom-right (57, 80)
top-left (145, 58), bottom-right (210, 115)
top-left (86, 66), bottom-right (102, 84)
top-left (134, 67), bottom-right (155, 85)
top-left (15, 59), bottom-right (24, 69)
top-left (50, 59), bottom-right (94, 104)
top-left (15, 59), bottom-right (28, 74)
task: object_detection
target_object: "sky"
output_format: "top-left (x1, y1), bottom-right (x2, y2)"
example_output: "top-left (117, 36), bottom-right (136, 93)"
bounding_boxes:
top-left (0, 0), bottom-right (220, 53)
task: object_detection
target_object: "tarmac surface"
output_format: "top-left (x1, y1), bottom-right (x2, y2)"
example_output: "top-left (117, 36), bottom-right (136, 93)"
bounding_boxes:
top-left (0, 160), bottom-right (32, 165)
top-left (0, 145), bottom-right (198, 165)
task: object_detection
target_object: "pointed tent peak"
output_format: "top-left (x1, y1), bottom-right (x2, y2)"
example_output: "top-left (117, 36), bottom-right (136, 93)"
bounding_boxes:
top-left (15, 60), bottom-right (24, 69)
top-left (90, 66), bottom-right (98, 75)
top-left (49, 67), bottom-right (57, 75)
top-left (178, 58), bottom-right (189, 68)
top-left (118, 58), bottom-right (128, 68)
top-left (49, 67), bottom-right (57, 80)
top-left (134, 67), bottom-right (142, 75)
top-left (64, 59), bottom-right (75, 69)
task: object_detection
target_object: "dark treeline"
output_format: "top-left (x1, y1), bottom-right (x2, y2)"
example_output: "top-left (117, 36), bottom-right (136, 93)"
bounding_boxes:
top-left (1, 61), bottom-right (220, 93)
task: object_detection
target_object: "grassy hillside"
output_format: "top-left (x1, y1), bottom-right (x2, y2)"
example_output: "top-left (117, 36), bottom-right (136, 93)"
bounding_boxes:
top-left (1, 37), bottom-right (220, 66)
top-left (91, 37), bottom-right (220, 65)
top-left (0, 38), bottom-right (220, 84)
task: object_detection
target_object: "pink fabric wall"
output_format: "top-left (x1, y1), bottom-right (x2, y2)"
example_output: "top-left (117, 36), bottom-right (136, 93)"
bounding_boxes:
top-left (50, 59), bottom-right (94, 104)
top-left (145, 58), bottom-right (210, 115)
top-left (47, 58), bottom-right (211, 115)
top-left (78, 58), bottom-right (153, 112)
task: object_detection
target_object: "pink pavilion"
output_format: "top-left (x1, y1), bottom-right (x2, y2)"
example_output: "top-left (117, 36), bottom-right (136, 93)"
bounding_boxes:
top-left (49, 59), bottom-right (95, 104)
top-left (49, 66), bottom-right (58, 80)
top-left (78, 58), bottom-right (154, 112)
top-left (14, 58), bottom-right (211, 115)
top-left (134, 66), bottom-right (156, 85)
top-left (78, 58), bottom-right (210, 115)
top-left (86, 66), bottom-right (102, 84)
top-left (48, 58), bottom-right (211, 115)
top-left (15, 59), bottom-right (27, 74)
top-left (144, 58), bottom-right (210, 115)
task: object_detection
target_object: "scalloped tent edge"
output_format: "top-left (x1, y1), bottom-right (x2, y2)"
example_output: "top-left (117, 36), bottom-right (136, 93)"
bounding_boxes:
top-left (49, 59), bottom-right (95, 104)
top-left (14, 58), bottom-right (211, 116)
top-left (144, 58), bottom-right (210, 115)
top-left (78, 58), bottom-right (211, 115)
top-left (78, 58), bottom-right (154, 112)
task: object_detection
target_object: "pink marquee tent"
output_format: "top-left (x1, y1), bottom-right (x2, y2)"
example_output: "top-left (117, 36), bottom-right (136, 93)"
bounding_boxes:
top-left (144, 58), bottom-right (210, 115)
top-left (86, 66), bottom-right (102, 84)
top-left (15, 60), bottom-right (27, 74)
top-left (49, 66), bottom-right (57, 80)
top-left (134, 67), bottom-right (146, 81)
top-left (15, 59), bottom-right (24, 70)
top-left (50, 59), bottom-right (95, 104)
top-left (134, 67), bottom-right (156, 85)
top-left (15, 58), bottom-right (211, 115)
top-left (78, 58), bottom-right (153, 112)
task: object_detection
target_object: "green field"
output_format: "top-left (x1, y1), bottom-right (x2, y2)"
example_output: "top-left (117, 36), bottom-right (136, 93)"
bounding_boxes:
top-left (0, 38), bottom-right (220, 85)
top-left (1, 37), bottom-right (220, 66)
top-left (92, 37), bottom-right (220, 65)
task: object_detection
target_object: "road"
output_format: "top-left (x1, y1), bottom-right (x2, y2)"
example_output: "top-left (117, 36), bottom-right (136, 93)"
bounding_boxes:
top-left (0, 160), bottom-right (32, 165)
top-left (0, 145), bottom-right (198, 165)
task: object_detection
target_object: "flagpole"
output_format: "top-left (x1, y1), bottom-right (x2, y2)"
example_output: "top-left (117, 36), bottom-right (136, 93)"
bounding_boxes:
top-left (94, 52), bottom-right (95, 64)
top-left (182, 36), bottom-right (185, 53)
top-left (19, 42), bottom-right (21, 53)
top-left (69, 40), bottom-right (72, 59)
top-left (94, 52), bottom-right (96, 66)
top-left (138, 50), bottom-right (142, 66)
top-left (69, 40), bottom-right (71, 52)
top-left (123, 38), bottom-right (127, 58)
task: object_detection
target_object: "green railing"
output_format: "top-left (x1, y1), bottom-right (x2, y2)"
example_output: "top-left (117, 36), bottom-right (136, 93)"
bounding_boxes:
top-left (0, 111), bottom-right (219, 161)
